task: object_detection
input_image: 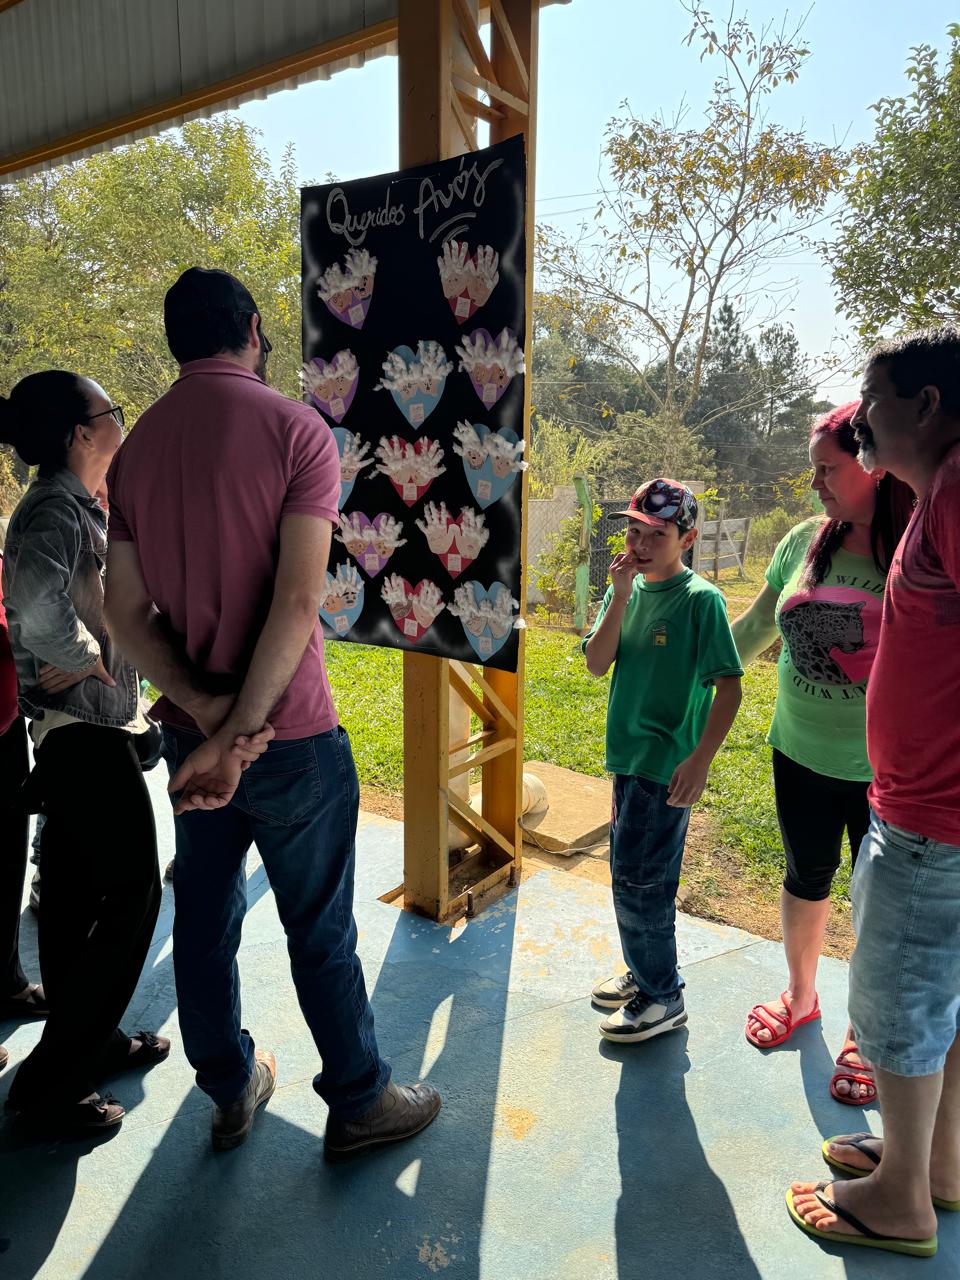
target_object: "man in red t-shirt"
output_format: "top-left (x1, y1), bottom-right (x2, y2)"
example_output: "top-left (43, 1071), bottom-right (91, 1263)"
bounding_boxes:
top-left (104, 268), bottom-right (440, 1156)
top-left (788, 327), bottom-right (960, 1259)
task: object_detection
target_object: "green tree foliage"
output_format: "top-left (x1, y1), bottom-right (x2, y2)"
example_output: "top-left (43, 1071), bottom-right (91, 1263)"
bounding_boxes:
top-left (0, 118), bottom-right (302, 424)
top-left (527, 416), bottom-right (594, 498)
top-left (536, 4), bottom-right (847, 428)
top-left (827, 30), bottom-right (960, 339)
top-left (531, 290), bottom-right (650, 436)
top-left (588, 411), bottom-right (717, 498)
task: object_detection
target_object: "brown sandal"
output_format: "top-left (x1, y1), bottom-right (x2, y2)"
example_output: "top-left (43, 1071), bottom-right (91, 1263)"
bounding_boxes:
top-left (0, 984), bottom-right (48, 1019)
top-left (13, 1093), bottom-right (125, 1136)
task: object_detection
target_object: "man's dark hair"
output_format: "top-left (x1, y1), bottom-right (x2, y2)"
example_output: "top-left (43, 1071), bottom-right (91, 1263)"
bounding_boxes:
top-left (868, 325), bottom-right (960, 418)
top-left (164, 267), bottom-right (261, 365)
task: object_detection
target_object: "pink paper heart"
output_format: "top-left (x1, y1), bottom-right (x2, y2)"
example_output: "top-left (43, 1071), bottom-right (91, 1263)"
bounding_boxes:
top-left (386, 438), bottom-right (444, 508)
top-left (439, 516), bottom-right (477, 580)
top-left (387, 579), bottom-right (441, 643)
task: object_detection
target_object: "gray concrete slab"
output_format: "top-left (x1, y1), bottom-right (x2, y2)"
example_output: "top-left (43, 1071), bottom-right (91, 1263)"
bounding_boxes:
top-left (0, 771), bottom-right (954, 1279)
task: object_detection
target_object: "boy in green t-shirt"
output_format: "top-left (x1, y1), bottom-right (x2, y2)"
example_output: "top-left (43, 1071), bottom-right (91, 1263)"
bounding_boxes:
top-left (583, 479), bottom-right (743, 1043)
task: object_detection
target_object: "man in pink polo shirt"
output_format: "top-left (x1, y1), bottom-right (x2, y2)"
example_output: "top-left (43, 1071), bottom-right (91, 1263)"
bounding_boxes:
top-left (788, 327), bottom-right (960, 1259)
top-left (104, 268), bottom-right (440, 1156)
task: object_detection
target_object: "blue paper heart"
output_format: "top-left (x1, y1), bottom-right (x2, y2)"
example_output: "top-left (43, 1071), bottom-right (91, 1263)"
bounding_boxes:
top-left (387, 344), bottom-right (447, 430)
top-left (319, 571), bottom-right (365, 638)
top-left (332, 428), bottom-right (358, 507)
top-left (461, 424), bottom-right (522, 510)
top-left (458, 580), bottom-right (515, 662)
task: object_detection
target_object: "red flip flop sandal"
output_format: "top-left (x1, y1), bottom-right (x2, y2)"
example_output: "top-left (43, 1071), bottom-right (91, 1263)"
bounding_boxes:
top-left (745, 991), bottom-right (821, 1049)
top-left (829, 1043), bottom-right (876, 1105)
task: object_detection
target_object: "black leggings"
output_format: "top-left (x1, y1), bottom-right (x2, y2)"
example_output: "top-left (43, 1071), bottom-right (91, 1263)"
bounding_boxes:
top-left (7, 723), bottom-right (161, 1108)
top-left (0, 715), bottom-right (30, 997)
top-left (772, 748), bottom-right (870, 902)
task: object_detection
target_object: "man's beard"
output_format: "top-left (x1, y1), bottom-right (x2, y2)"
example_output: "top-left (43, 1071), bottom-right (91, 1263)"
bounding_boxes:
top-left (255, 350), bottom-right (269, 383)
top-left (856, 428), bottom-right (877, 471)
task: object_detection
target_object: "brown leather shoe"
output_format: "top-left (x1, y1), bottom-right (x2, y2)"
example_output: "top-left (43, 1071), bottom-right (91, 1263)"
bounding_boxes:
top-left (12, 1092), bottom-right (125, 1136)
top-left (211, 1048), bottom-right (277, 1151)
top-left (324, 1080), bottom-right (441, 1159)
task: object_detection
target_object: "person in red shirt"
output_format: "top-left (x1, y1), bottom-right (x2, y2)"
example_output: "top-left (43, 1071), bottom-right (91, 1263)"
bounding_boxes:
top-left (104, 268), bottom-right (440, 1156)
top-left (788, 327), bottom-right (960, 1259)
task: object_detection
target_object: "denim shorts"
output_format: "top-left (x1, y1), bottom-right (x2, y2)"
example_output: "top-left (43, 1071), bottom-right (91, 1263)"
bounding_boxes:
top-left (849, 813), bottom-right (960, 1077)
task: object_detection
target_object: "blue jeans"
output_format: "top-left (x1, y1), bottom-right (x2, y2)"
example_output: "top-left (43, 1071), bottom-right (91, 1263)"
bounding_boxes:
top-left (610, 774), bottom-right (692, 1004)
top-left (849, 813), bottom-right (960, 1077)
top-left (163, 725), bottom-right (390, 1118)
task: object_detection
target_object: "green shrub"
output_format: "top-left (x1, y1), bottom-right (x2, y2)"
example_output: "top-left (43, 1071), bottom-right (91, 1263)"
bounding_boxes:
top-left (750, 507), bottom-right (799, 558)
top-left (535, 502), bottom-right (600, 619)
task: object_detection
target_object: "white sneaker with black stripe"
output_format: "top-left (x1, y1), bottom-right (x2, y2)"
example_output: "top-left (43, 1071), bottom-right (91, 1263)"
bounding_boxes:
top-left (599, 993), bottom-right (687, 1043)
top-left (591, 970), bottom-right (640, 1008)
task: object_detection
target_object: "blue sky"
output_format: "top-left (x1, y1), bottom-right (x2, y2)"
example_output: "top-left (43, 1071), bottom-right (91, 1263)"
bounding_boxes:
top-left (236, 0), bottom-right (958, 403)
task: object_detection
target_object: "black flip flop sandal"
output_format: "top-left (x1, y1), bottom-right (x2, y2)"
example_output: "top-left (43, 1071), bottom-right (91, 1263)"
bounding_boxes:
top-left (786, 1182), bottom-right (937, 1257)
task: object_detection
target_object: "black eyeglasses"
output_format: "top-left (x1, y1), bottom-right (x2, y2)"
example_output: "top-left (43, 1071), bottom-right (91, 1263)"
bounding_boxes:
top-left (84, 405), bottom-right (125, 430)
top-left (256, 321), bottom-right (272, 356)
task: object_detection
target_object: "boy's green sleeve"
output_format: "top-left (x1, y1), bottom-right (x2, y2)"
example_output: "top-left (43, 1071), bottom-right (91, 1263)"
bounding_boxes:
top-left (580, 584), bottom-right (613, 654)
top-left (697, 591), bottom-right (745, 687)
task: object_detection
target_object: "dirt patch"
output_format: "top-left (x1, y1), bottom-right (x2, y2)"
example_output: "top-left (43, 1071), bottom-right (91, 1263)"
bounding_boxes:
top-left (677, 812), bottom-right (855, 959)
top-left (358, 788), bottom-right (855, 959)
top-left (360, 786), bottom-right (404, 822)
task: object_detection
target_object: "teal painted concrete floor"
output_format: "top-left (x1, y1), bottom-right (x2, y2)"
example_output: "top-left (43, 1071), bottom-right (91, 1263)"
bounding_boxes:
top-left (1, 768), bottom-right (956, 1280)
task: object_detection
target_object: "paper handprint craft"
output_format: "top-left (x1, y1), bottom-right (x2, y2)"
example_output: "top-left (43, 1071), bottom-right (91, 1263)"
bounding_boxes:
top-left (455, 327), bottom-right (524, 408)
top-left (437, 239), bottom-right (500, 324)
top-left (374, 435), bottom-right (446, 506)
top-left (416, 501), bottom-right (490, 579)
top-left (331, 428), bottom-right (373, 506)
top-left (335, 511), bottom-right (407, 578)
top-left (381, 573), bottom-right (446, 642)
top-left (316, 248), bottom-right (377, 328)
top-left (375, 340), bottom-right (452, 428)
top-left (319, 562), bottom-right (365, 636)
top-left (301, 350), bottom-right (359, 423)
top-left (448, 581), bottom-right (521, 661)
top-left (453, 421), bottom-right (527, 509)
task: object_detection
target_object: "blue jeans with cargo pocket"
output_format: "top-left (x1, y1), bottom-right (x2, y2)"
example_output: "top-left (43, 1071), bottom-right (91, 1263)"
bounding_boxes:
top-left (163, 725), bottom-right (390, 1118)
top-left (610, 773), bottom-right (692, 1004)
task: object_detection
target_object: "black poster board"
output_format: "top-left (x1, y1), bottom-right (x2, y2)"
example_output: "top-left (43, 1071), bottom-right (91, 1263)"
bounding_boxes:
top-left (301, 135), bottom-right (527, 673)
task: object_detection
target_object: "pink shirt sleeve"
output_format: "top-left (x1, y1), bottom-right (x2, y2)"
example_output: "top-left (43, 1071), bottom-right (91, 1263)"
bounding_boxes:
top-left (281, 410), bottom-right (341, 526)
top-left (105, 450), bottom-right (133, 542)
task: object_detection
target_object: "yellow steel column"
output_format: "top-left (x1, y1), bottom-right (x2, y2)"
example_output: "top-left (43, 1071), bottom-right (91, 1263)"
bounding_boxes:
top-left (398, 0), bottom-right (536, 921)
top-left (481, 0), bottom-right (538, 876)
top-left (398, 0), bottom-right (469, 919)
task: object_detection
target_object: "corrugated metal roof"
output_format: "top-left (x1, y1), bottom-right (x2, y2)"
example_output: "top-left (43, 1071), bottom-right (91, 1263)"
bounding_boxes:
top-left (0, 0), bottom-right (398, 180)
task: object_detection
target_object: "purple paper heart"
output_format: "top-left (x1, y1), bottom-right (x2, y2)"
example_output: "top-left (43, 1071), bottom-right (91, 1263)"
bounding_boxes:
top-left (325, 294), bottom-right (371, 330)
top-left (457, 327), bottom-right (523, 410)
top-left (341, 512), bottom-right (400, 579)
top-left (307, 352), bottom-right (359, 423)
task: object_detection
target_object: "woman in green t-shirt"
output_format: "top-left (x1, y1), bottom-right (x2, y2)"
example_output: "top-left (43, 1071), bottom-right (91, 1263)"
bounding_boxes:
top-left (733, 403), bottom-right (913, 1104)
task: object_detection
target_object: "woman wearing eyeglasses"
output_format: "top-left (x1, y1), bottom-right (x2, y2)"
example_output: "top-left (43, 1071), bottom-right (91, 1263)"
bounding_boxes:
top-left (0, 370), bottom-right (168, 1135)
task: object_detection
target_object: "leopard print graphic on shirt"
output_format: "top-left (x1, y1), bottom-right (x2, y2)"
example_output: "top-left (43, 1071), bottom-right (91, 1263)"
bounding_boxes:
top-left (778, 598), bottom-right (866, 686)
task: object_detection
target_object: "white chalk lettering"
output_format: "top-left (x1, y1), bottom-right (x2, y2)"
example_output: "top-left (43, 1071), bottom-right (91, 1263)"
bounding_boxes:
top-left (415, 157), bottom-right (505, 242)
top-left (326, 186), bottom-right (406, 247)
